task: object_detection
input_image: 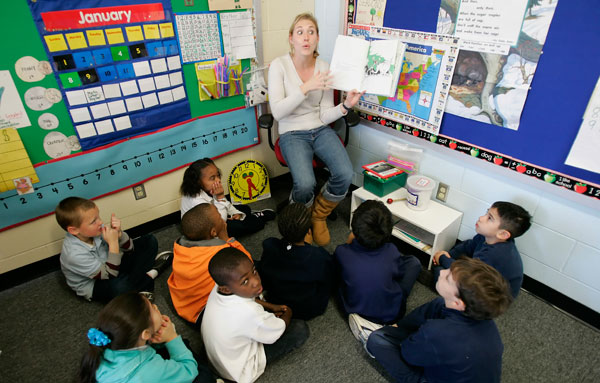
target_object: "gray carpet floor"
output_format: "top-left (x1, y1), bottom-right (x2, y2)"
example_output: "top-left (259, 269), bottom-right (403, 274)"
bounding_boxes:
top-left (1, 177), bottom-right (599, 383)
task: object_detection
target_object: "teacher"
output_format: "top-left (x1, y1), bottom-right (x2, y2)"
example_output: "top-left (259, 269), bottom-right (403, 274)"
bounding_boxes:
top-left (268, 12), bottom-right (363, 246)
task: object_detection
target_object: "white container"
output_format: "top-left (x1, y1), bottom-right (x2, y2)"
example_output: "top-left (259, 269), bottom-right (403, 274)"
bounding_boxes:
top-left (405, 175), bottom-right (435, 211)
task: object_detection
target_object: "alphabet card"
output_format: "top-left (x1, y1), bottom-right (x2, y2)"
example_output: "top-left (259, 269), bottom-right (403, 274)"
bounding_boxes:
top-left (28, 0), bottom-right (190, 151)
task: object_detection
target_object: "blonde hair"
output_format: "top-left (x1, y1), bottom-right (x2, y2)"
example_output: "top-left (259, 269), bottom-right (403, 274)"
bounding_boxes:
top-left (288, 12), bottom-right (319, 58)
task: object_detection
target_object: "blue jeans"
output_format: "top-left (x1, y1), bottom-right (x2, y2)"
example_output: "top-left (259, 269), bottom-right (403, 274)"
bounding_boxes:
top-left (278, 126), bottom-right (353, 205)
top-left (367, 326), bottom-right (425, 383)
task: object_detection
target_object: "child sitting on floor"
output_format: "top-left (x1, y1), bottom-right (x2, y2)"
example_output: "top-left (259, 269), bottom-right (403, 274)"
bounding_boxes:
top-left (168, 203), bottom-right (252, 324)
top-left (257, 202), bottom-right (333, 320)
top-left (79, 291), bottom-right (216, 383)
top-left (180, 158), bottom-right (274, 238)
top-left (55, 197), bottom-right (171, 302)
top-left (367, 258), bottom-right (513, 383)
top-left (202, 248), bottom-right (309, 383)
top-left (334, 200), bottom-right (422, 342)
top-left (433, 201), bottom-right (531, 298)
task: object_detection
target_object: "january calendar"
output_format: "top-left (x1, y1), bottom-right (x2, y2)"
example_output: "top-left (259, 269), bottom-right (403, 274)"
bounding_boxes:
top-left (28, 0), bottom-right (191, 151)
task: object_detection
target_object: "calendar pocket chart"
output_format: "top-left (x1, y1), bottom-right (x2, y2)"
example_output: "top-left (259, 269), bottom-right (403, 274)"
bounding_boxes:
top-left (28, 0), bottom-right (190, 151)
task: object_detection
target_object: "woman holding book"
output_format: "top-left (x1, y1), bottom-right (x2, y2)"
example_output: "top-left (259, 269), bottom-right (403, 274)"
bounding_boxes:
top-left (268, 12), bottom-right (364, 246)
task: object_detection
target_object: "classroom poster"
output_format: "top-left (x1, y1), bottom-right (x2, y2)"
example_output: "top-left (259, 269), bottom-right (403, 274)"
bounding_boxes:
top-left (28, 0), bottom-right (191, 151)
top-left (438, 0), bottom-right (559, 130)
top-left (349, 24), bottom-right (459, 135)
top-left (565, 77), bottom-right (600, 174)
top-left (0, 71), bottom-right (32, 129)
top-left (0, 128), bottom-right (39, 193)
top-left (355, 0), bottom-right (387, 26)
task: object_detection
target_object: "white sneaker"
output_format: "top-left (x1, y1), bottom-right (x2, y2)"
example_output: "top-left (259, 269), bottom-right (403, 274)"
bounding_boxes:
top-left (348, 313), bottom-right (383, 357)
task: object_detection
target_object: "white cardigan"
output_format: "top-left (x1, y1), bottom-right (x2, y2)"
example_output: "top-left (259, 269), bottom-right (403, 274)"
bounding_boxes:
top-left (268, 54), bottom-right (344, 135)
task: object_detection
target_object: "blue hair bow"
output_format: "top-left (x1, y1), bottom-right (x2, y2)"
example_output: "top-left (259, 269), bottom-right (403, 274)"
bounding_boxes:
top-left (87, 328), bottom-right (111, 347)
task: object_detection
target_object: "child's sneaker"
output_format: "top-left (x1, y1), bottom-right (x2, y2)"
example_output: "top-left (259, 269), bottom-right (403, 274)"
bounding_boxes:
top-left (153, 251), bottom-right (173, 275)
top-left (348, 313), bottom-right (383, 358)
top-left (252, 209), bottom-right (276, 222)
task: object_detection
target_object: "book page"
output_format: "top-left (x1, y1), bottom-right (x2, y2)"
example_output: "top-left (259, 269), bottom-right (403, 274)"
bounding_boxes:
top-left (329, 35), bottom-right (370, 92)
top-left (361, 39), bottom-right (403, 97)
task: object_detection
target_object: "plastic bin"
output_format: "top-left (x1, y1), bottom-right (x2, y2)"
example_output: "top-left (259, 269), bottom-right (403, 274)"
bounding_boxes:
top-left (405, 175), bottom-right (435, 210)
top-left (363, 170), bottom-right (407, 197)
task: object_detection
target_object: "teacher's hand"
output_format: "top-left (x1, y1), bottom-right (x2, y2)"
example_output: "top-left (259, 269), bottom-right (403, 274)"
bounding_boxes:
top-left (301, 70), bottom-right (331, 94)
top-left (344, 89), bottom-right (365, 108)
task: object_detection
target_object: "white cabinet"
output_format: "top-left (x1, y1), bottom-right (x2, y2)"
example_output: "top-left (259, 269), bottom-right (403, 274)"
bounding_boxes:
top-left (350, 187), bottom-right (463, 269)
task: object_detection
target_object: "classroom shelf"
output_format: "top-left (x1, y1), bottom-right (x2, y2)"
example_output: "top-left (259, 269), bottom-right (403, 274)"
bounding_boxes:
top-left (350, 187), bottom-right (463, 269)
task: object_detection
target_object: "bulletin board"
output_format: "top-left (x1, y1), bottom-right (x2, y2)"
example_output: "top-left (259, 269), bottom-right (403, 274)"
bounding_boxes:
top-left (0, 0), bottom-right (260, 231)
top-left (345, 0), bottom-right (600, 199)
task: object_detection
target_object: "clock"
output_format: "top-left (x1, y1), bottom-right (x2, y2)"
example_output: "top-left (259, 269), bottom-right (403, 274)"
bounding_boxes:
top-left (228, 159), bottom-right (271, 204)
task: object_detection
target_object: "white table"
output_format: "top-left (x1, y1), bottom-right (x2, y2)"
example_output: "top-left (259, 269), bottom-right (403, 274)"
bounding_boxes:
top-left (350, 187), bottom-right (463, 269)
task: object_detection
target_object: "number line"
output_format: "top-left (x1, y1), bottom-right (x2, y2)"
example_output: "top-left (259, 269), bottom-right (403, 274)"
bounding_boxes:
top-left (0, 123), bottom-right (248, 201)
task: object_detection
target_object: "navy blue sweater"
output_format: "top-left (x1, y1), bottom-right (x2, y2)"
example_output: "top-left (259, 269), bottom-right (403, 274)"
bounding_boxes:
top-left (439, 234), bottom-right (523, 297)
top-left (257, 237), bottom-right (333, 320)
top-left (334, 240), bottom-right (410, 323)
top-left (400, 297), bottom-right (504, 383)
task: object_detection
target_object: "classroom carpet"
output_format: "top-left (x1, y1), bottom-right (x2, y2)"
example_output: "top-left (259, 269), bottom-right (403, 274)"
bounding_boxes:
top-left (1, 175), bottom-right (599, 383)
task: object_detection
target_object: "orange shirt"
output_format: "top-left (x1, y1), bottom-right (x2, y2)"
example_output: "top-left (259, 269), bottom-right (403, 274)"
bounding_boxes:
top-left (168, 238), bottom-right (251, 322)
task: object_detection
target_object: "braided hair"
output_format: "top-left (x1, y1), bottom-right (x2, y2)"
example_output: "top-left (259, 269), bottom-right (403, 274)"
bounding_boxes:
top-left (277, 202), bottom-right (312, 244)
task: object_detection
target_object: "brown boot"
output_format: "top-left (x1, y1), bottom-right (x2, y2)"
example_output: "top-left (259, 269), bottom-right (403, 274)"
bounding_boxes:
top-left (304, 229), bottom-right (313, 245)
top-left (311, 193), bottom-right (339, 246)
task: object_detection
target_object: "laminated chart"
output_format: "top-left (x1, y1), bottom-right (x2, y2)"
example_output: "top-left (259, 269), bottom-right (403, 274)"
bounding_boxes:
top-left (349, 24), bottom-right (459, 135)
top-left (28, 0), bottom-right (191, 151)
top-left (174, 12), bottom-right (222, 64)
top-left (0, 128), bottom-right (39, 193)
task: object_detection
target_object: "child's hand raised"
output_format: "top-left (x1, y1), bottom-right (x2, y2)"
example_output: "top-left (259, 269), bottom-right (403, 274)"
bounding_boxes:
top-left (102, 225), bottom-right (120, 253)
top-left (110, 213), bottom-right (122, 238)
top-left (210, 180), bottom-right (225, 198)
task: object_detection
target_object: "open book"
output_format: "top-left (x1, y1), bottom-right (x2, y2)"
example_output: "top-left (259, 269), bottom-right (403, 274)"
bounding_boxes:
top-left (329, 35), bottom-right (406, 97)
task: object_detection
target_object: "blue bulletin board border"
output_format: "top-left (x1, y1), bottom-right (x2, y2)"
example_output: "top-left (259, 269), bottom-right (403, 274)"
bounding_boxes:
top-left (345, 0), bottom-right (600, 201)
top-left (0, 106), bottom-right (260, 231)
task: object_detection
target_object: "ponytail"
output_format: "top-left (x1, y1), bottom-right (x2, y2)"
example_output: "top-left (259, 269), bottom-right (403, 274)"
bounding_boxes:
top-left (77, 292), bottom-right (152, 383)
top-left (78, 345), bottom-right (105, 383)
